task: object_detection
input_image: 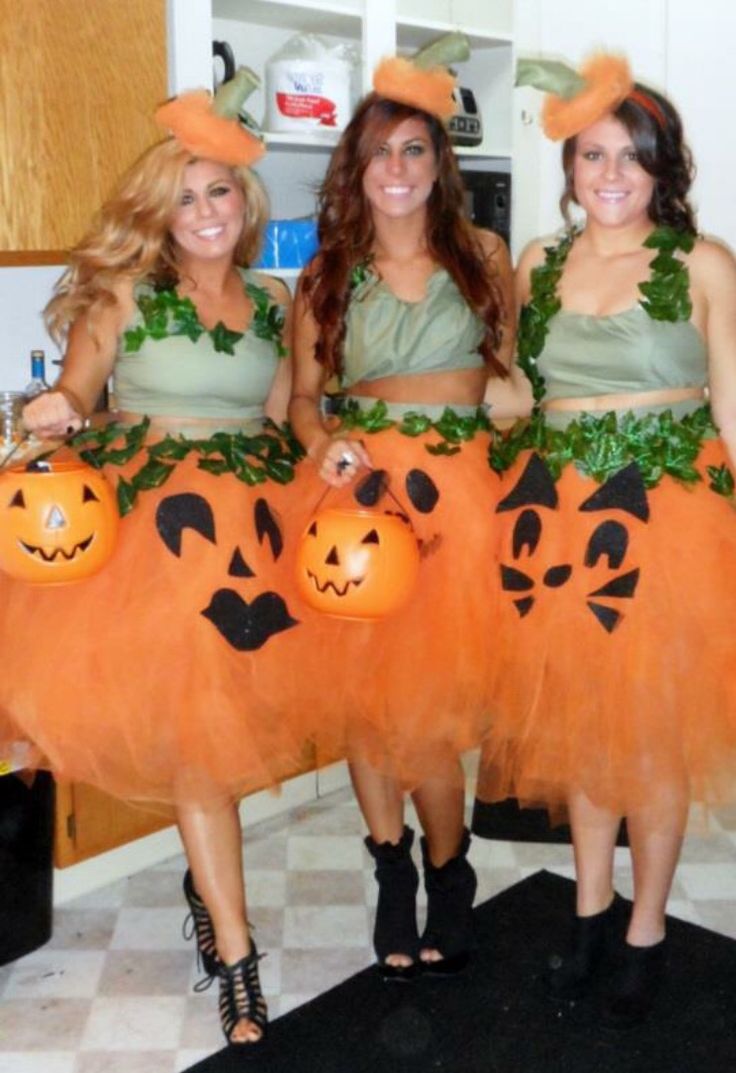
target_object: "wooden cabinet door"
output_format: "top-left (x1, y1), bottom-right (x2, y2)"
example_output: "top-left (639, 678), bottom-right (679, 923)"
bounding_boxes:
top-left (0, 0), bottom-right (167, 262)
top-left (53, 742), bottom-right (321, 867)
top-left (54, 779), bottom-right (171, 867)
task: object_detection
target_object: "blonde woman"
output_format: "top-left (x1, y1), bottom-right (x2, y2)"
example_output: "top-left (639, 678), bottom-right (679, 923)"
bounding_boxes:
top-left (0, 83), bottom-right (323, 1046)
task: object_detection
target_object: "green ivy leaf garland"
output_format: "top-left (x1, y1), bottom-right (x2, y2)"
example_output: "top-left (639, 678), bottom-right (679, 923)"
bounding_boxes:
top-left (123, 280), bottom-right (287, 358)
top-left (639, 226), bottom-right (695, 322)
top-left (489, 405), bottom-right (736, 499)
top-left (337, 398), bottom-right (491, 454)
top-left (517, 226), bottom-right (696, 410)
top-left (516, 230), bottom-right (573, 407)
top-left (503, 226), bottom-right (735, 500)
top-left (350, 262), bottom-right (370, 289)
top-left (244, 282), bottom-right (287, 357)
top-left (71, 419), bottom-right (304, 517)
top-left (707, 463), bottom-right (735, 498)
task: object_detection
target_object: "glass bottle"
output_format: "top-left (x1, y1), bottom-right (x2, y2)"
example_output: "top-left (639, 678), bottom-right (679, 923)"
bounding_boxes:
top-left (24, 350), bottom-right (50, 399)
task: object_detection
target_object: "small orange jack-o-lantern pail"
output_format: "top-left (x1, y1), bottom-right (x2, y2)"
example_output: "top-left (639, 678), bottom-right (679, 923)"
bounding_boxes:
top-left (295, 506), bottom-right (420, 620)
top-left (0, 458), bottom-right (119, 584)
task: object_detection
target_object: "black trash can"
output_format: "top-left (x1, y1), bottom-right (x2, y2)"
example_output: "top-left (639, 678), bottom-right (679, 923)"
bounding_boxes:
top-left (0, 771), bottom-right (54, 965)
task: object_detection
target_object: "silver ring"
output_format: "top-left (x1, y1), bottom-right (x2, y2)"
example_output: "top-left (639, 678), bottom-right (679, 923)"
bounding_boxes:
top-left (336, 450), bottom-right (355, 472)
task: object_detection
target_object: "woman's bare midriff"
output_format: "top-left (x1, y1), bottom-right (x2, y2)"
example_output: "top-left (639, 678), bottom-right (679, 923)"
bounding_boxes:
top-left (346, 367), bottom-right (488, 407)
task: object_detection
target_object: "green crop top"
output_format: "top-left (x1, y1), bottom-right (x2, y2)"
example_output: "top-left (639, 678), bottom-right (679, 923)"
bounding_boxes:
top-left (529, 231), bottom-right (707, 429)
top-left (114, 269), bottom-right (283, 420)
top-left (341, 267), bottom-right (485, 389)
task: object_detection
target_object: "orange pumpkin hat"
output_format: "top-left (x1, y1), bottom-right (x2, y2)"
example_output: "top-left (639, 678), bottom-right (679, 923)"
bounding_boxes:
top-left (517, 53), bottom-right (637, 141)
top-left (372, 31), bottom-right (470, 121)
top-left (155, 67), bottom-right (265, 167)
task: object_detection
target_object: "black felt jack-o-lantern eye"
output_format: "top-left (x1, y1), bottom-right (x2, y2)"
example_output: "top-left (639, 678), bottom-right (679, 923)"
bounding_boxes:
top-left (497, 454), bottom-right (648, 633)
top-left (155, 492), bottom-right (298, 651)
top-left (354, 467), bottom-right (441, 556)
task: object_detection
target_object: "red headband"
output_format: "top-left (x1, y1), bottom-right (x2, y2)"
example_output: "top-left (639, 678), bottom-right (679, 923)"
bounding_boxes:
top-left (627, 89), bottom-right (666, 129)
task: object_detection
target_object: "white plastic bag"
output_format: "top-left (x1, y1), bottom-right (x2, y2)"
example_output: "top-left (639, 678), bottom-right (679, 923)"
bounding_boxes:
top-left (265, 33), bottom-right (359, 133)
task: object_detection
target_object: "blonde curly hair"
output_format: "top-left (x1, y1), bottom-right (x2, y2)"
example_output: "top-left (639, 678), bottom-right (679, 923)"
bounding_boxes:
top-left (45, 138), bottom-right (269, 343)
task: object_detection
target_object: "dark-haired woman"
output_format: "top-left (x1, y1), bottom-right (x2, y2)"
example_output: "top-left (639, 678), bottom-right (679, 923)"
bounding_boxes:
top-left (289, 72), bottom-right (513, 980)
top-left (479, 55), bottom-right (736, 1024)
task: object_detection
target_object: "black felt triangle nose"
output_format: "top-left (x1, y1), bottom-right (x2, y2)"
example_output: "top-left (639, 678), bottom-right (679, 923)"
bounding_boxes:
top-left (326, 546), bottom-right (340, 566)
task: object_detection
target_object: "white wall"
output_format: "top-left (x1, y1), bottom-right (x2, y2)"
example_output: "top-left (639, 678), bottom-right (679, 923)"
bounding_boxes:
top-left (513, 0), bottom-right (736, 254)
top-left (0, 267), bottom-right (64, 391)
top-left (667, 0), bottom-right (736, 245)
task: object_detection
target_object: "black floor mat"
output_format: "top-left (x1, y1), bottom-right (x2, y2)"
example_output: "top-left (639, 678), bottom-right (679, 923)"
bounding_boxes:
top-left (184, 870), bottom-right (736, 1073)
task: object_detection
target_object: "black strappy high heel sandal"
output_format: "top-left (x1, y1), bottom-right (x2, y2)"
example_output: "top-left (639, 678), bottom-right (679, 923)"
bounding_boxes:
top-left (182, 868), bottom-right (219, 981)
top-left (364, 825), bottom-right (421, 982)
top-left (419, 827), bottom-right (477, 976)
top-left (218, 943), bottom-right (268, 1045)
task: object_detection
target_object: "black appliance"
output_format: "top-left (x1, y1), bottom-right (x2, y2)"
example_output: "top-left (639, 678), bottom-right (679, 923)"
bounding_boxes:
top-left (460, 169), bottom-right (511, 248)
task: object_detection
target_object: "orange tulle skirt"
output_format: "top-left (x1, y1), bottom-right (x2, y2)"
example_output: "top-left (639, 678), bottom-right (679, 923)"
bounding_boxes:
top-left (295, 423), bottom-right (504, 789)
top-left (0, 435), bottom-right (343, 810)
top-left (477, 438), bottom-right (736, 822)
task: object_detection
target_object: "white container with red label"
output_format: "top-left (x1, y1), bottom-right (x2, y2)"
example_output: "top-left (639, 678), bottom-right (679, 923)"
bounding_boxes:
top-left (265, 34), bottom-right (358, 133)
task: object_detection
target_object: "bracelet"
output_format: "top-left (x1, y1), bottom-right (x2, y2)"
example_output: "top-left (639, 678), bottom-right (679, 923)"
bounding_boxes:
top-left (55, 385), bottom-right (88, 419)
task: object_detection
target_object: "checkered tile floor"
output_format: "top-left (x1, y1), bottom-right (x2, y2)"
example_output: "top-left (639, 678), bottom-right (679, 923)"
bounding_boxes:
top-left (2, 779), bottom-right (736, 1072)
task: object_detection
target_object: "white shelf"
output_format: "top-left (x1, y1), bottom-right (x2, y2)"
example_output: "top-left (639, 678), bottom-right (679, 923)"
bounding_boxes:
top-left (261, 133), bottom-right (511, 159)
top-left (455, 144), bottom-right (513, 159)
top-left (213, 0), bottom-right (361, 37)
top-left (264, 130), bottom-right (341, 150)
top-left (258, 266), bottom-right (303, 279)
top-left (396, 20), bottom-right (512, 50)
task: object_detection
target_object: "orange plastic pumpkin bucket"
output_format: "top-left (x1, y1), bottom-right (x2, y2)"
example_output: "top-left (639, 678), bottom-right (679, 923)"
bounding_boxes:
top-left (0, 459), bottom-right (119, 584)
top-left (295, 506), bottom-right (420, 620)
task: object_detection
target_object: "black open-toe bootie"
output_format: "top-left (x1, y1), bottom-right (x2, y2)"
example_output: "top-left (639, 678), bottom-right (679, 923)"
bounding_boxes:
top-left (182, 868), bottom-right (219, 982)
top-left (547, 893), bottom-right (623, 999)
top-left (219, 942), bottom-right (268, 1046)
top-left (365, 825), bottom-right (421, 982)
top-left (603, 936), bottom-right (666, 1027)
top-left (419, 827), bottom-right (477, 976)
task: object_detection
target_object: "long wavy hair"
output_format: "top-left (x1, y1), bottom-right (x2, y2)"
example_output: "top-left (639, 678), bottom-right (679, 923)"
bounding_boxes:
top-left (560, 82), bottom-right (697, 235)
top-left (303, 94), bottom-right (507, 379)
top-left (45, 138), bottom-right (269, 344)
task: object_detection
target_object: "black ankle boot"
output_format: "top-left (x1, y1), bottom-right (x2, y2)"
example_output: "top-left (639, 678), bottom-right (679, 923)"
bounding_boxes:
top-left (604, 937), bottom-right (666, 1027)
top-left (420, 827), bottom-right (477, 976)
top-left (548, 894), bottom-right (622, 999)
top-left (364, 825), bottom-right (420, 981)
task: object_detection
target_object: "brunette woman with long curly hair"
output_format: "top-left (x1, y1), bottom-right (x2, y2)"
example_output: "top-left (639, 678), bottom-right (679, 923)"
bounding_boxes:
top-left (476, 58), bottom-right (736, 1026)
top-left (290, 89), bottom-right (514, 981)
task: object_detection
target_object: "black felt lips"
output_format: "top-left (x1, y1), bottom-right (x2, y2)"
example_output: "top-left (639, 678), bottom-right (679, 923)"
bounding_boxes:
top-left (201, 589), bottom-right (298, 651)
top-left (155, 491), bottom-right (299, 651)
